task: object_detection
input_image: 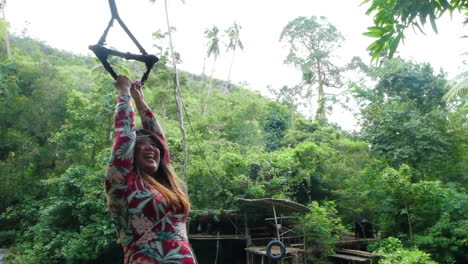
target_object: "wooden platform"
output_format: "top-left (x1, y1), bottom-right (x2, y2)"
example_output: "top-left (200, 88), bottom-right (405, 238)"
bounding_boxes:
top-left (337, 238), bottom-right (376, 245)
top-left (336, 249), bottom-right (384, 258)
top-left (189, 234), bottom-right (247, 240)
top-left (329, 253), bottom-right (370, 263)
top-left (245, 246), bottom-right (303, 256)
top-left (329, 248), bottom-right (384, 264)
top-left (245, 246), bottom-right (305, 264)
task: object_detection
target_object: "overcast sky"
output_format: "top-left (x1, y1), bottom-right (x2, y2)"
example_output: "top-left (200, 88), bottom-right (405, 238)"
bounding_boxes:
top-left (5, 0), bottom-right (467, 130)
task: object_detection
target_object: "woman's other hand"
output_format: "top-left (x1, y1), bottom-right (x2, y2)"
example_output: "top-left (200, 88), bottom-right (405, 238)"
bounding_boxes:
top-left (114, 75), bottom-right (131, 95)
top-left (131, 80), bottom-right (150, 114)
top-left (130, 80), bottom-right (144, 101)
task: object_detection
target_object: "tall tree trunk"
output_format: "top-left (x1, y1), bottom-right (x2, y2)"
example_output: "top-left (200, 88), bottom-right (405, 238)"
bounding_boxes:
top-left (200, 57), bottom-right (207, 115)
top-left (208, 58), bottom-right (216, 92)
top-left (224, 48), bottom-right (236, 92)
top-left (164, 0), bottom-right (188, 182)
top-left (203, 57), bottom-right (216, 116)
top-left (1, 7), bottom-right (11, 59)
top-left (316, 82), bottom-right (325, 119)
top-left (290, 105), bottom-right (296, 128)
top-left (405, 202), bottom-right (413, 240)
top-left (315, 60), bottom-right (326, 120)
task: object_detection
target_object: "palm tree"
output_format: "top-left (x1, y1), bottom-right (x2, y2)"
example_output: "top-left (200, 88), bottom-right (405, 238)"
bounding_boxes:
top-left (224, 22), bottom-right (244, 91)
top-left (149, 0), bottom-right (188, 181)
top-left (443, 63), bottom-right (467, 107)
top-left (0, 0), bottom-right (11, 59)
top-left (206, 26), bottom-right (221, 62)
top-left (203, 26), bottom-right (220, 114)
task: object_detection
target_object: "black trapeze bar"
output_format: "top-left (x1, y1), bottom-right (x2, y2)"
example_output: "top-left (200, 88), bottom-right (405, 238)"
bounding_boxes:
top-left (89, 0), bottom-right (158, 85)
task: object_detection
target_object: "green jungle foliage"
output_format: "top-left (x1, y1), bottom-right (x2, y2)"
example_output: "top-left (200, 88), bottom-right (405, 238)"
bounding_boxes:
top-left (301, 201), bottom-right (347, 264)
top-left (363, 0), bottom-right (468, 61)
top-left (0, 22), bottom-right (466, 264)
top-left (369, 237), bottom-right (439, 264)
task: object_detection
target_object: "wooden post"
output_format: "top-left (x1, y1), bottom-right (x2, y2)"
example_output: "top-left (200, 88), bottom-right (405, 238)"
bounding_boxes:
top-left (272, 204), bottom-right (285, 264)
top-left (214, 232), bottom-right (220, 264)
top-left (303, 231), bottom-right (307, 264)
top-left (280, 214), bottom-right (284, 241)
top-left (244, 213), bottom-right (251, 264)
top-left (272, 204), bottom-right (281, 241)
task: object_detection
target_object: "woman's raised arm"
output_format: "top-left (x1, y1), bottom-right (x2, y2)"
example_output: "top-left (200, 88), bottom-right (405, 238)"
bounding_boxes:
top-left (131, 81), bottom-right (171, 164)
top-left (106, 75), bottom-right (135, 183)
top-left (105, 75), bottom-right (136, 245)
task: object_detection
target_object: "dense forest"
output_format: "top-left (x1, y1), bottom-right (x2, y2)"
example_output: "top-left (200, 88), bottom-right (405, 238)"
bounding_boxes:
top-left (0, 8), bottom-right (467, 264)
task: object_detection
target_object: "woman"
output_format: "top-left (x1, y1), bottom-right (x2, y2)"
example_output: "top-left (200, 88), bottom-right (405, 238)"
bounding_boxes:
top-left (106, 75), bottom-right (196, 264)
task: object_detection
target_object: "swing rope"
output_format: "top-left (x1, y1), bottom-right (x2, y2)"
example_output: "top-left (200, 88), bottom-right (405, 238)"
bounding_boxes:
top-left (89, 0), bottom-right (158, 85)
top-left (90, 1), bottom-right (216, 179)
top-left (180, 97), bottom-right (217, 179)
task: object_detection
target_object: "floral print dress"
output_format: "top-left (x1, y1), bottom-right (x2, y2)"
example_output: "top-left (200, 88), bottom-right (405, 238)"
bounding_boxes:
top-left (105, 94), bottom-right (196, 264)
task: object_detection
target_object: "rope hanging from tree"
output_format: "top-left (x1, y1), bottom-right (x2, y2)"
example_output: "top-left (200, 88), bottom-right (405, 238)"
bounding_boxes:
top-left (89, 0), bottom-right (158, 85)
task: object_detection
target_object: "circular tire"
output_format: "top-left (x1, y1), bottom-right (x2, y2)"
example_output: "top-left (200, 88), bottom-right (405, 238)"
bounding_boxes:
top-left (266, 240), bottom-right (286, 260)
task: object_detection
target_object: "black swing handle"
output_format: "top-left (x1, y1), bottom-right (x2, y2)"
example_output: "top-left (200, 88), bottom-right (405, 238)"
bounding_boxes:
top-left (89, 44), bottom-right (158, 85)
top-left (89, 0), bottom-right (158, 85)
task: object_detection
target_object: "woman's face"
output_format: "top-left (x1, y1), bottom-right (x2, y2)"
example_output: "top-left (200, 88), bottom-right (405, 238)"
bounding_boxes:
top-left (135, 136), bottom-right (161, 175)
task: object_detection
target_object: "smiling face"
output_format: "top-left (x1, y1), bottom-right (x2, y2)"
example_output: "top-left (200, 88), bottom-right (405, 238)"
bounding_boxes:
top-left (134, 135), bottom-right (161, 175)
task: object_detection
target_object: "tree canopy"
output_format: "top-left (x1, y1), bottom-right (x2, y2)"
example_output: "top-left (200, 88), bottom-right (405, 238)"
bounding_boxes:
top-left (280, 16), bottom-right (344, 120)
top-left (362, 0), bottom-right (468, 62)
top-left (0, 11), bottom-right (466, 264)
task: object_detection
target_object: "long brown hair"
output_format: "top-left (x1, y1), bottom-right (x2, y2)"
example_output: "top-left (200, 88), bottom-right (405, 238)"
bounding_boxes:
top-left (135, 129), bottom-right (190, 216)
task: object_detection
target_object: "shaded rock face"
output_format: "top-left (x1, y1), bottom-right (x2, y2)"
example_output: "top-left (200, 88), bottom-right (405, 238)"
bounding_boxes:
top-left (0, 249), bottom-right (9, 264)
top-left (355, 219), bottom-right (374, 238)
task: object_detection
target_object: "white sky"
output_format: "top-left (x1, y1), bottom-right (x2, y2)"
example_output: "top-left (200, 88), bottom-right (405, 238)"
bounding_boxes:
top-left (5, 0), bottom-right (468, 130)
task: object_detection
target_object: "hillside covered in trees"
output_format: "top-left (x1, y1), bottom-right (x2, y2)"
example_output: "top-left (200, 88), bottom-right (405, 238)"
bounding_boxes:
top-left (0, 15), bottom-right (467, 264)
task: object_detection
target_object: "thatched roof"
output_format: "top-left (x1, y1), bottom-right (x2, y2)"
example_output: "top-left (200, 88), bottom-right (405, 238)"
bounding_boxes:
top-left (236, 198), bottom-right (310, 214)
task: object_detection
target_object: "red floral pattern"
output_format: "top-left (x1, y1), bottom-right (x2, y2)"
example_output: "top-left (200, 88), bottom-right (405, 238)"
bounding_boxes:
top-left (105, 94), bottom-right (196, 264)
